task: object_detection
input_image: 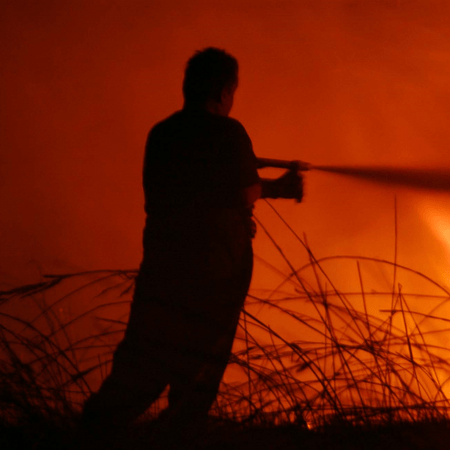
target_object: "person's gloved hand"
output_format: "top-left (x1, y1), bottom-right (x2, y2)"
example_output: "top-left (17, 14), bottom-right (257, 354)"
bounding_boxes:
top-left (262, 170), bottom-right (304, 202)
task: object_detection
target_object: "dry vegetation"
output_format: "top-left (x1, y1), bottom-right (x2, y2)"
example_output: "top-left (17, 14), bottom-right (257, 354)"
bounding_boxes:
top-left (2, 206), bottom-right (450, 449)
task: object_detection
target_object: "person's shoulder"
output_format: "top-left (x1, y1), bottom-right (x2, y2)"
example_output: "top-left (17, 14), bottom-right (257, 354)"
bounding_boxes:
top-left (150, 110), bottom-right (184, 132)
top-left (213, 115), bottom-right (250, 139)
top-left (148, 110), bottom-right (250, 141)
top-left (214, 114), bottom-right (245, 129)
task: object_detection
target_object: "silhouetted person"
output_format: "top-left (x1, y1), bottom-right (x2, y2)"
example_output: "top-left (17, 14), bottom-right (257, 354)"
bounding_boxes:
top-left (80, 47), bottom-right (303, 448)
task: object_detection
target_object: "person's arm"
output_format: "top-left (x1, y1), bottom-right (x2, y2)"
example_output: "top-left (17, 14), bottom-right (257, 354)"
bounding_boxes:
top-left (243, 183), bottom-right (262, 208)
top-left (230, 120), bottom-right (303, 207)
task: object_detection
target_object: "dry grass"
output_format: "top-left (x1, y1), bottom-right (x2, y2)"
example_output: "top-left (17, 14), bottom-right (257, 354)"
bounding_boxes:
top-left (2, 204), bottom-right (450, 448)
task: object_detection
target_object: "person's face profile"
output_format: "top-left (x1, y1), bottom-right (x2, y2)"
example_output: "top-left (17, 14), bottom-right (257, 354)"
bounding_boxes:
top-left (220, 83), bottom-right (237, 117)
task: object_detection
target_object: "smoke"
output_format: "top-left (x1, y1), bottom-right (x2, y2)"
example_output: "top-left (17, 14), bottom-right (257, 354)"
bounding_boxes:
top-left (1, 0), bottom-right (450, 292)
top-left (3, 0), bottom-right (450, 416)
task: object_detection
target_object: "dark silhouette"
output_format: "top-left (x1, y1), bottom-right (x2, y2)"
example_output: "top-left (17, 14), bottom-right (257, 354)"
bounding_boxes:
top-left (80, 47), bottom-right (303, 448)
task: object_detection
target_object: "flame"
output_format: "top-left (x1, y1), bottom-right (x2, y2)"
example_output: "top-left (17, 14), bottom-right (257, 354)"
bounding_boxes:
top-left (2, 0), bottom-right (450, 428)
top-left (421, 201), bottom-right (450, 251)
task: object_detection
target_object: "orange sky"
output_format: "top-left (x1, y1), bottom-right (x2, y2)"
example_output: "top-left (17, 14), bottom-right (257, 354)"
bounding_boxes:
top-left (2, 0), bottom-right (450, 295)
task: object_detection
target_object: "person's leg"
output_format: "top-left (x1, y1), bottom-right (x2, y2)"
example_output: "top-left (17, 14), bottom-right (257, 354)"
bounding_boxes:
top-left (80, 299), bottom-right (172, 448)
top-left (161, 256), bottom-right (253, 437)
top-left (167, 306), bottom-right (240, 418)
top-left (148, 311), bottom-right (239, 449)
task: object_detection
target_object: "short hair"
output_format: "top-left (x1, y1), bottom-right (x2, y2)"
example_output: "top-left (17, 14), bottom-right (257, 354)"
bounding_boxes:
top-left (182, 47), bottom-right (238, 103)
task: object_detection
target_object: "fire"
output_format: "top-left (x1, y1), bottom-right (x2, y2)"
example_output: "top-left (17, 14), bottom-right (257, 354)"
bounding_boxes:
top-left (420, 199), bottom-right (450, 258)
top-left (2, 0), bottom-right (450, 430)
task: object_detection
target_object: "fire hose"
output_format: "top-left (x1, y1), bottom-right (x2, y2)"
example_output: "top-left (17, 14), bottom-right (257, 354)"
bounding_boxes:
top-left (257, 157), bottom-right (450, 192)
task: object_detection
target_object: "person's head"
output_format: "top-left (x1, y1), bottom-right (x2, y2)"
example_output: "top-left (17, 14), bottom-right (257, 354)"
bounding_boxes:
top-left (183, 47), bottom-right (238, 116)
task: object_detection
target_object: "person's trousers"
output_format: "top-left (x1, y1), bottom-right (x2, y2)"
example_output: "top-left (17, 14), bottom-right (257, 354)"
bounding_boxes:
top-left (80, 250), bottom-right (253, 445)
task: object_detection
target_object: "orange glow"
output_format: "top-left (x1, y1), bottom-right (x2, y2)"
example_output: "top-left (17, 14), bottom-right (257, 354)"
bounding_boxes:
top-left (2, 0), bottom-right (450, 424)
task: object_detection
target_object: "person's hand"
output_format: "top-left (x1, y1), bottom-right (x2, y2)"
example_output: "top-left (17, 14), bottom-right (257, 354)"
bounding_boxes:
top-left (260, 169), bottom-right (304, 202)
top-left (277, 169), bottom-right (303, 202)
top-left (263, 169), bottom-right (303, 202)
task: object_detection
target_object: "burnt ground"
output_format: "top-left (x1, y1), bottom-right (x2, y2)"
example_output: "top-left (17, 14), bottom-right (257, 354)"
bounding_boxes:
top-left (3, 419), bottom-right (450, 450)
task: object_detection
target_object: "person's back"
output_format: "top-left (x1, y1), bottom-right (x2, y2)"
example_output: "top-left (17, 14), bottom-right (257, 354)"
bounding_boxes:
top-left (144, 108), bottom-right (257, 211)
top-left (141, 107), bottom-right (259, 286)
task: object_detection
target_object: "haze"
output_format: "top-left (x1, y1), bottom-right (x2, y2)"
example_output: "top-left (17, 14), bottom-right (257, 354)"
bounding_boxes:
top-left (2, 0), bottom-right (450, 295)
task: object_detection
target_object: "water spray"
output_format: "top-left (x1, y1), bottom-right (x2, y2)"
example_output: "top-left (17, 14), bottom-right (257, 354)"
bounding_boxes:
top-left (257, 157), bottom-right (450, 192)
